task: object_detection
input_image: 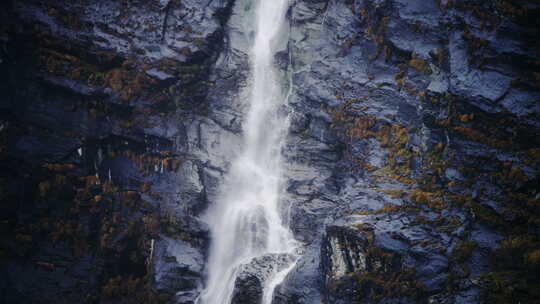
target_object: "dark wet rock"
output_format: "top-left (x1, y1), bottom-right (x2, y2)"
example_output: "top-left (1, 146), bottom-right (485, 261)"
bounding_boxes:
top-left (278, 0), bottom-right (540, 302)
top-left (231, 253), bottom-right (296, 304)
top-left (99, 155), bottom-right (143, 189)
top-left (319, 214), bottom-right (440, 303)
top-left (0, 0), bottom-right (236, 302)
top-left (272, 242), bottom-right (323, 304)
top-left (232, 271), bottom-right (263, 304)
top-left (153, 236), bottom-right (204, 302)
top-left (1, 0), bottom-right (540, 303)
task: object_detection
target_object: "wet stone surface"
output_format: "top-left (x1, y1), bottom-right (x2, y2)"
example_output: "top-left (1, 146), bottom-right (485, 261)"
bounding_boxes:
top-left (1, 0), bottom-right (540, 303)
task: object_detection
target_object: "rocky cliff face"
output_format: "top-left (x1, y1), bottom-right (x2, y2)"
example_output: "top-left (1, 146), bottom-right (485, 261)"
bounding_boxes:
top-left (1, 0), bottom-right (539, 304)
top-left (0, 0), bottom-right (237, 303)
top-left (278, 1), bottom-right (540, 303)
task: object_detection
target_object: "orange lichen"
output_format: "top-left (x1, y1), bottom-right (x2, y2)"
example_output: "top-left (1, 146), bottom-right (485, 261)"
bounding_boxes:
top-left (374, 204), bottom-right (404, 214)
top-left (180, 47), bottom-right (192, 57)
top-left (411, 190), bottom-right (445, 210)
top-left (459, 114), bottom-right (474, 123)
top-left (527, 250), bottom-right (540, 265)
top-left (38, 181), bottom-right (51, 197)
top-left (436, 48), bottom-right (445, 66)
top-left (409, 55), bottom-right (432, 74)
top-left (36, 261), bottom-right (55, 271)
top-left (43, 163), bottom-right (76, 171)
top-left (395, 71), bottom-right (406, 90)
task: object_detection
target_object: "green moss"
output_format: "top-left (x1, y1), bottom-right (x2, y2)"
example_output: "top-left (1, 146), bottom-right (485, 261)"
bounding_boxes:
top-left (468, 201), bottom-right (506, 227)
top-left (480, 234), bottom-right (540, 303)
top-left (157, 292), bottom-right (173, 303)
top-left (352, 266), bottom-right (427, 303)
top-left (330, 231), bottom-right (427, 303)
top-left (451, 240), bottom-right (477, 263)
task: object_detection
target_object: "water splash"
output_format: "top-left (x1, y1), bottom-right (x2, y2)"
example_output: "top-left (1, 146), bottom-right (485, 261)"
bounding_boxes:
top-left (198, 0), bottom-right (297, 303)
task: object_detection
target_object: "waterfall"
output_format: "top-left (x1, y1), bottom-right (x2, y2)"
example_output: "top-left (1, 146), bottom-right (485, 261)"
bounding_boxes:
top-left (198, 0), bottom-right (297, 304)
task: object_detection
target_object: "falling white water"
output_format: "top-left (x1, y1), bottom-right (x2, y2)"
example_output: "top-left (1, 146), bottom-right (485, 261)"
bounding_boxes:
top-left (198, 0), bottom-right (297, 304)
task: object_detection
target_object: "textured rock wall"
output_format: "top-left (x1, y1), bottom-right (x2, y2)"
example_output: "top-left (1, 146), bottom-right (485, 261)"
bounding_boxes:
top-left (276, 0), bottom-right (540, 303)
top-left (1, 0), bottom-right (539, 304)
top-left (0, 0), bottom-right (237, 303)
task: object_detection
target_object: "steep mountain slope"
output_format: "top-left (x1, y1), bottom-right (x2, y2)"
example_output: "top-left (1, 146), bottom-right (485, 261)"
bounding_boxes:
top-left (0, 0), bottom-right (539, 303)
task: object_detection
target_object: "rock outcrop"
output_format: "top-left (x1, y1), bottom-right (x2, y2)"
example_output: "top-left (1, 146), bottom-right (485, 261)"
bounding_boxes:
top-left (232, 254), bottom-right (296, 304)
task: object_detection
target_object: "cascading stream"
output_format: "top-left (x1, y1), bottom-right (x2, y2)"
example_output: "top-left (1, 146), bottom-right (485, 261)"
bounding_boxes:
top-left (198, 0), bottom-right (297, 304)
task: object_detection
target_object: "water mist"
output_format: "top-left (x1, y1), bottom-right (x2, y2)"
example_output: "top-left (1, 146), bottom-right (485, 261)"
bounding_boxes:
top-left (198, 0), bottom-right (297, 303)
